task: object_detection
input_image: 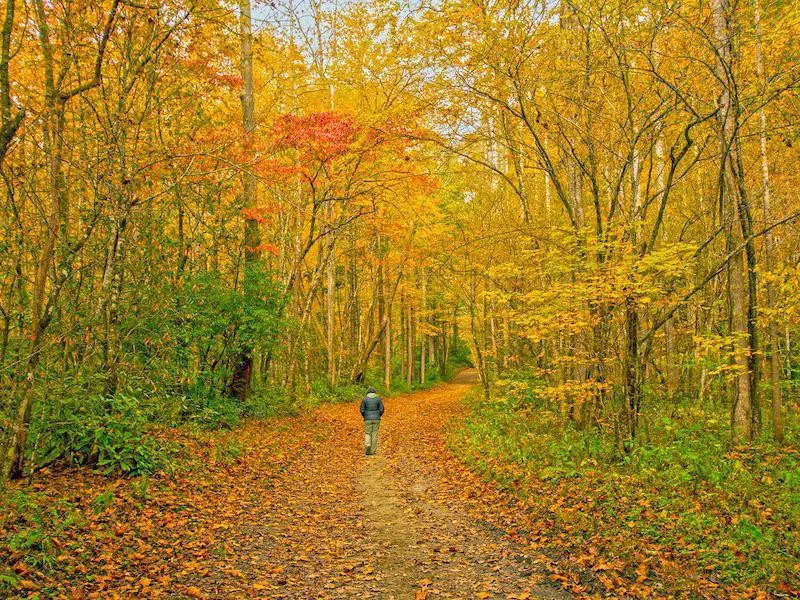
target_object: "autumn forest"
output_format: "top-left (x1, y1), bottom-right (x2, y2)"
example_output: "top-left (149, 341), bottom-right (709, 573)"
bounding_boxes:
top-left (0, 0), bottom-right (798, 597)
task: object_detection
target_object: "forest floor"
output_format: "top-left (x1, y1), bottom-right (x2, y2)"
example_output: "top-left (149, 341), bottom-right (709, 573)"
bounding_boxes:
top-left (3, 372), bottom-right (788, 599)
top-left (2, 370), bottom-right (579, 599)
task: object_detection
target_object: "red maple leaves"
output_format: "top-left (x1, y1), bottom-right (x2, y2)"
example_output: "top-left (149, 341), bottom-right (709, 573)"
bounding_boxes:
top-left (272, 111), bottom-right (358, 162)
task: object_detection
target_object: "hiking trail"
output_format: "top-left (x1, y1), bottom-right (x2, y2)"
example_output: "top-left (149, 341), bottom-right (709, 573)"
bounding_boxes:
top-left (172, 370), bottom-right (567, 598)
top-left (8, 372), bottom-right (570, 599)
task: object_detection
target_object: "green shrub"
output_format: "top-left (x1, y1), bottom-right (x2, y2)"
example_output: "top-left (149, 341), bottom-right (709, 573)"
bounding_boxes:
top-left (308, 380), bottom-right (366, 405)
top-left (181, 390), bottom-right (242, 429)
top-left (243, 386), bottom-right (299, 419)
top-left (214, 439), bottom-right (245, 463)
top-left (32, 394), bottom-right (171, 476)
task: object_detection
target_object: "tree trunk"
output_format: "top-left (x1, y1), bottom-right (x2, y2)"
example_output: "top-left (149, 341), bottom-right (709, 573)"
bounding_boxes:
top-left (230, 0), bottom-right (260, 401)
top-left (489, 299), bottom-right (499, 379)
top-left (5, 0), bottom-right (64, 480)
top-left (469, 302), bottom-right (490, 401)
top-left (730, 244), bottom-right (753, 441)
top-left (655, 130), bottom-right (680, 402)
top-left (441, 322), bottom-right (449, 378)
top-left (754, 0), bottom-right (782, 443)
top-left (0, 0), bottom-right (23, 163)
top-left (407, 302), bottom-right (414, 387)
top-left (385, 310), bottom-right (392, 392)
top-left (349, 229), bottom-right (359, 358)
top-left (400, 294), bottom-right (406, 383)
top-left (101, 216), bottom-right (127, 396)
top-left (420, 272), bottom-right (426, 384)
top-left (326, 232), bottom-right (337, 389)
top-left (624, 297), bottom-right (641, 447)
top-left (712, 0), bottom-right (758, 444)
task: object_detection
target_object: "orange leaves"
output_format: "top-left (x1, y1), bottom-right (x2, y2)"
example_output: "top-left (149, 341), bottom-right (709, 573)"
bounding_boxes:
top-left (409, 172), bottom-right (440, 196)
top-left (240, 206), bottom-right (278, 224)
top-left (182, 58), bottom-right (243, 91)
top-left (0, 379), bottom-right (673, 598)
top-left (273, 111), bottom-right (359, 163)
top-left (16, 579), bottom-right (39, 591)
top-left (251, 158), bottom-right (302, 180)
top-left (240, 207), bottom-right (282, 255)
top-left (112, 521), bottom-right (130, 536)
top-left (592, 558), bottom-right (625, 572)
top-left (264, 110), bottom-right (438, 211)
top-left (216, 74), bottom-right (244, 90)
top-left (249, 243), bottom-right (281, 256)
top-left (541, 379), bottom-right (610, 412)
top-left (636, 561), bottom-right (650, 583)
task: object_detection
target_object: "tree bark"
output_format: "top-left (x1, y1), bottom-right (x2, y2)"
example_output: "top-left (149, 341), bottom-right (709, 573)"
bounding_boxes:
top-left (712, 0), bottom-right (758, 444)
top-left (0, 0), bottom-right (23, 163)
top-left (385, 310), bottom-right (392, 391)
top-left (229, 0), bottom-right (260, 401)
top-left (407, 301), bottom-right (414, 387)
top-left (754, 0), bottom-right (782, 443)
top-left (469, 301), bottom-right (490, 402)
top-left (420, 271), bottom-right (426, 384)
top-left (326, 229), bottom-right (336, 389)
top-left (624, 296), bottom-right (641, 447)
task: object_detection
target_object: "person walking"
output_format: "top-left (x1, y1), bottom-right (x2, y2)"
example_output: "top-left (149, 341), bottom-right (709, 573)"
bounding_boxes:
top-left (359, 387), bottom-right (384, 455)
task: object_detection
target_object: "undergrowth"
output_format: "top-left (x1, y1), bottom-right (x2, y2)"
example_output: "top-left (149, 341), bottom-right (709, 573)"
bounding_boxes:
top-left (449, 378), bottom-right (800, 594)
top-left (19, 361), bottom-right (456, 480)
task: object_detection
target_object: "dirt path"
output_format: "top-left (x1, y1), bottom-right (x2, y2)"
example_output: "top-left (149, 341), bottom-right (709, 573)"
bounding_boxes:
top-left (352, 372), bottom-right (567, 599)
top-left (172, 371), bottom-right (567, 599)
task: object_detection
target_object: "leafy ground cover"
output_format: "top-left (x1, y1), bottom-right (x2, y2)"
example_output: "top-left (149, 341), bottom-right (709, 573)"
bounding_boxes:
top-left (3, 373), bottom-right (796, 598)
top-left (449, 382), bottom-right (800, 597)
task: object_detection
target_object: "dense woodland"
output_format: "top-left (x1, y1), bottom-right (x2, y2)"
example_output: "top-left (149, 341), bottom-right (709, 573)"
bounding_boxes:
top-left (0, 0), bottom-right (799, 593)
top-left (1, 0), bottom-right (799, 466)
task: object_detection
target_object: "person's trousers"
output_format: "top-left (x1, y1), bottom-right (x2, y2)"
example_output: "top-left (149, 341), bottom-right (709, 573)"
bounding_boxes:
top-left (363, 420), bottom-right (380, 455)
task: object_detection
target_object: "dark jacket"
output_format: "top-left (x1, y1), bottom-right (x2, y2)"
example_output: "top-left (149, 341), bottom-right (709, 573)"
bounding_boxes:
top-left (360, 391), bottom-right (384, 421)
